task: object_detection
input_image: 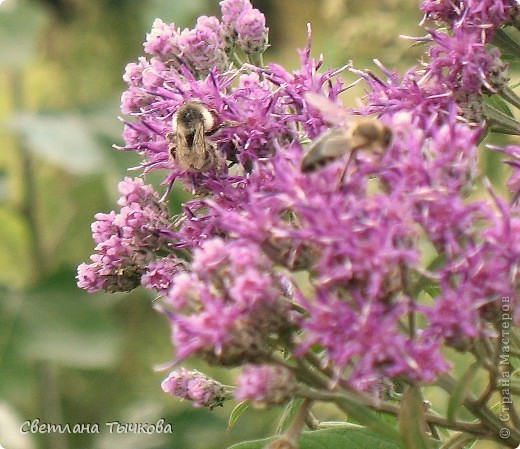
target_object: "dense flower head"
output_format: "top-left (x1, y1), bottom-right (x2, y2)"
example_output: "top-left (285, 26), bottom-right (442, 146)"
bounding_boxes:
top-left (235, 8), bottom-right (269, 55)
top-left (220, 0), bottom-right (253, 26)
top-left (163, 239), bottom-right (291, 365)
top-left (427, 28), bottom-right (507, 94)
top-left (144, 18), bottom-right (180, 58)
top-left (353, 0), bottom-right (520, 357)
top-left (177, 18), bottom-right (228, 75)
top-left (77, 177), bottom-right (173, 293)
top-left (299, 296), bottom-right (449, 388)
top-left (420, 0), bottom-right (517, 32)
top-left (353, 65), bottom-right (453, 127)
top-left (360, 0), bottom-right (513, 128)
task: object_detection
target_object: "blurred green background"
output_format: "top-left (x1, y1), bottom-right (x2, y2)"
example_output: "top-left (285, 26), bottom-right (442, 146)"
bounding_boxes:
top-left (0, 1), bottom-right (509, 448)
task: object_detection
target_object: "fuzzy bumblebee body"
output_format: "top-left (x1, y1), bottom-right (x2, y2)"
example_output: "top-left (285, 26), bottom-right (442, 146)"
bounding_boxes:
top-left (168, 100), bottom-right (222, 172)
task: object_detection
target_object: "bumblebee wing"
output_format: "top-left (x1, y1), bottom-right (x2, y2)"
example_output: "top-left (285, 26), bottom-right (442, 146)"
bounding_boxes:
top-left (301, 128), bottom-right (353, 172)
top-left (190, 124), bottom-right (210, 170)
top-left (174, 129), bottom-right (189, 157)
top-left (173, 128), bottom-right (201, 171)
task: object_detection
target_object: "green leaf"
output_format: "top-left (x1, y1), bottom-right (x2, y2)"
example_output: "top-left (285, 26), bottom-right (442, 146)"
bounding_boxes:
top-left (276, 398), bottom-right (304, 434)
top-left (491, 29), bottom-right (520, 60)
top-left (0, 0), bottom-right (47, 68)
top-left (334, 394), bottom-right (401, 442)
top-left (228, 401), bottom-right (250, 432)
top-left (446, 362), bottom-right (479, 424)
top-left (398, 385), bottom-right (432, 449)
top-left (422, 283), bottom-right (441, 298)
top-left (484, 95), bottom-right (514, 118)
top-left (498, 87), bottom-right (520, 112)
top-left (227, 427), bottom-right (403, 449)
top-left (413, 254), bottom-right (443, 297)
top-left (8, 113), bottom-right (107, 175)
top-left (483, 103), bottom-right (520, 136)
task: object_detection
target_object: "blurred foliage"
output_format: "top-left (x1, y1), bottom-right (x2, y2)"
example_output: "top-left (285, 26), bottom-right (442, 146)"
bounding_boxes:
top-left (228, 427), bottom-right (404, 449)
top-left (0, 0), bottom-right (509, 448)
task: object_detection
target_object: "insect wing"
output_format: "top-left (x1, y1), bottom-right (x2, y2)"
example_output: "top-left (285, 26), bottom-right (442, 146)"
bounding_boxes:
top-left (173, 128), bottom-right (190, 164)
top-left (189, 123), bottom-right (210, 171)
top-left (301, 128), bottom-right (353, 172)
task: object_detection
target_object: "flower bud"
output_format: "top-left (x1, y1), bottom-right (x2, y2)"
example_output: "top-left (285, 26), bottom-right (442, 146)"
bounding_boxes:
top-left (235, 9), bottom-right (269, 55)
top-left (162, 368), bottom-right (226, 410)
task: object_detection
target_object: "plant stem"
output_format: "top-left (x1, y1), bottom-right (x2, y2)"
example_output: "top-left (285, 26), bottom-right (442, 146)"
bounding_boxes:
top-left (290, 358), bottom-right (401, 441)
top-left (284, 398), bottom-right (313, 443)
top-left (299, 388), bottom-right (487, 436)
top-left (293, 356), bottom-right (491, 442)
top-left (474, 336), bottom-right (500, 405)
top-left (400, 264), bottom-right (416, 338)
top-left (437, 373), bottom-right (520, 446)
top-left (439, 432), bottom-right (476, 449)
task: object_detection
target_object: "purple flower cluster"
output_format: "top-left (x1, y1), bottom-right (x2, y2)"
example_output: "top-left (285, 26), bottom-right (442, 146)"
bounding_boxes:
top-left (221, 0), bottom-right (268, 54)
top-left (140, 0), bottom-right (267, 78)
top-left (163, 239), bottom-right (290, 365)
top-left (359, 1), bottom-right (517, 126)
top-left (235, 364), bottom-right (297, 407)
top-left (353, 4), bottom-right (520, 356)
top-left (420, 0), bottom-right (516, 30)
top-left (78, 0), bottom-right (520, 409)
top-left (77, 177), bottom-right (173, 293)
top-left (161, 368), bottom-right (226, 409)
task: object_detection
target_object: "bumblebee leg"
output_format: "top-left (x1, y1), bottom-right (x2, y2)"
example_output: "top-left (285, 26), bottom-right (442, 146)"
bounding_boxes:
top-left (336, 148), bottom-right (359, 189)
